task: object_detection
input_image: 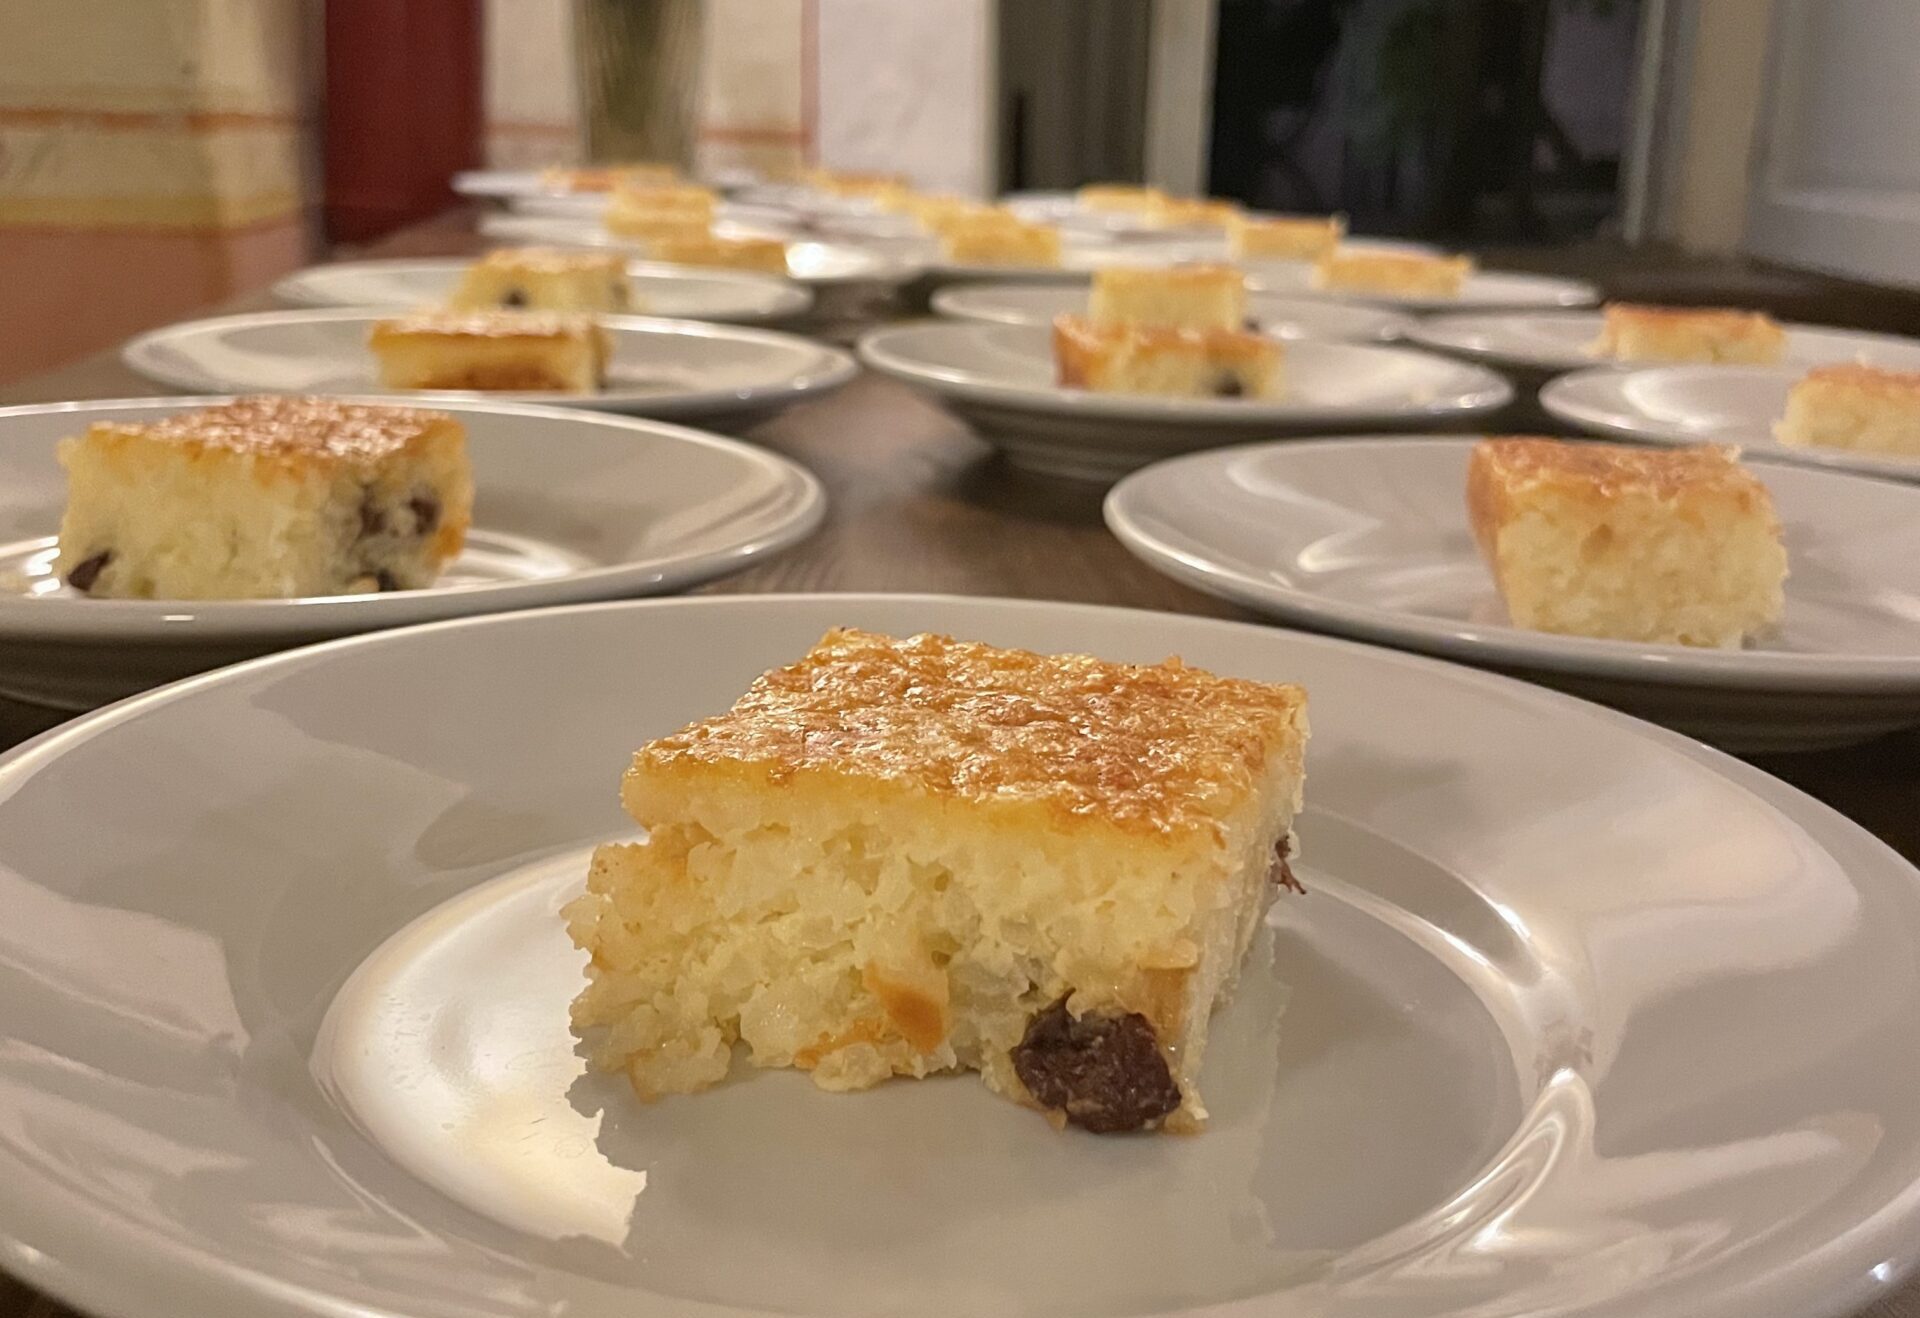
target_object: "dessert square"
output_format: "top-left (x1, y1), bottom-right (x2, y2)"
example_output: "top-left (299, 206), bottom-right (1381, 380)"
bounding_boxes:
top-left (939, 215), bottom-right (1063, 267)
top-left (1087, 264), bottom-right (1248, 332)
top-left (1228, 213), bottom-right (1345, 261)
top-left (1054, 314), bottom-right (1283, 399)
top-left (54, 396), bottom-right (472, 600)
top-left (645, 233), bottom-right (791, 275)
top-left (565, 627), bottom-right (1310, 1133)
top-left (541, 163), bottom-right (680, 193)
top-left (448, 248), bottom-right (634, 313)
top-left (1314, 250), bottom-right (1474, 298)
top-left (604, 209), bottom-right (714, 245)
top-left (805, 168), bottom-right (910, 202)
top-left (1145, 195), bottom-right (1241, 229)
top-left (605, 184), bottom-right (716, 240)
top-left (894, 194), bottom-right (997, 231)
top-left (1076, 184), bottom-right (1164, 213)
top-left (369, 311), bottom-right (609, 393)
top-left (609, 182), bottom-right (716, 216)
top-left (1467, 437), bottom-right (1787, 648)
top-left (1774, 364), bottom-right (1920, 456)
top-left (1588, 303), bottom-right (1786, 364)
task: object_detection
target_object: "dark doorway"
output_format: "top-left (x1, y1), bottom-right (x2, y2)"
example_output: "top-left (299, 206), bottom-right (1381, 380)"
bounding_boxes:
top-left (1208, 0), bottom-right (1642, 242)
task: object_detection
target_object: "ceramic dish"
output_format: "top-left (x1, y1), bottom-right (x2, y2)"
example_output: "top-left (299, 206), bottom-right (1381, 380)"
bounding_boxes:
top-left (929, 281), bottom-right (1413, 341)
top-left (475, 214), bottom-right (927, 288)
top-left (1411, 311), bottom-right (1920, 376)
top-left (1, 593), bottom-right (1918, 1318)
top-left (123, 310), bottom-right (857, 421)
top-left (0, 397), bottom-right (824, 708)
top-left (271, 259), bottom-right (812, 322)
top-left (1244, 264), bottom-right (1597, 312)
top-left (1541, 364), bottom-right (1920, 484)
top-left (858, 320), bottom-right (1511, 480)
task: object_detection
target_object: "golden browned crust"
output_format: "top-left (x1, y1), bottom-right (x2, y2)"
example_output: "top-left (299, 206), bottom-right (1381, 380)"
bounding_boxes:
top-left (1146, 196), bottom-right (1241, 227)
top-left (541, 163), bottom-right (679, 192)
top-left (1315, 250), bottom-right (1474, 293)
top-left (86, 396), bottom-right (459, 464)
top-left (608, 181), bottom-right (715, 211)
top-left (1467, 437), bottom-right (1774, 562)
top-left (1076, 184), bottom-right (1164, 212)
top-left (646, 234), bottom-right (790, 273)
top-left (630, 627), bottom-right (1308, 837)
top-left (468, 247), bottom-right (626, 278)
top-left (1053, 314), bottom-right (1275, 386)
top-left (1091, 264), bottom-right (1243, 295)
top-left (1228, 213), bottom-right (1345, 258)
top-left (1592, 302), bottom-right (1785, 359)
top-left (1790, 362), bottom-right (1920, 403)
top-left (369, 310), bottom-right (599, 344)
top-left (940, 217), bottom-right (1062, 265)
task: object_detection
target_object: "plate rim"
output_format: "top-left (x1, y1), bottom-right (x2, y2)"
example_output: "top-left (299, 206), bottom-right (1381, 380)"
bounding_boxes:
top-left (1242, 266), bottom-right (1599, 311)
top-left (269, 258), bottom-right (815, 322)
top-left (1104, 434), bottom-right (1920, 692)
top-left (119, 309), bottom-right (859, 414)
top-left (927, 282), bottom-right (1416, 341)
top-left (1539, 364), bottom-right (1920, 484)
top-left (857, 321), bottom-right (1514, 422)
top-left (1, 591), bottom-right (1919, 1318)
top-left (1411, 312), bottom-right (1920, 374)
top-left (0, 394), bottom-right (827, 640)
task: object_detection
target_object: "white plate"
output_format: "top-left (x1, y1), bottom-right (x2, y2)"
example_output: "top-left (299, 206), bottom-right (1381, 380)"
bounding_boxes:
top-left (1541, 364), bottom-right (1920, 484)
top-left (271, 258), bottom-right (812, 321)
top-left (1411, 311), bottom-right (1920, 376)
top-left (476, 213), bottom-right (926, 287)
top-left (3, 592), bottom-right (1919, 1318)
top-left (0, 397), bottom-right (823, 708)
top-left (858, 320), bottom-right (1511, 480)
top-left (929, 281), bottom-right (1414, 341)
top-left (1107, 436), bottom-right (1920, 750)
top-left (123, 310), bottom-right (857, 420)
top-left (998, 193), bottom-right (1440, 254)
top-left (453, 167), bottom-right (758, 201)
top-left (1245, 263), bottom-right (1598, 311)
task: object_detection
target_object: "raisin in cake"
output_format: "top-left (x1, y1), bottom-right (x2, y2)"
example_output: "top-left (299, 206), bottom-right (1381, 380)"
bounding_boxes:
top-left (1467, 437), bottom-right (1786, 648)
top-left (55, 396), bottom-right (472, 599)
top-left (1228, 213), bottom-right (1345, 261)
top-left (1054, 314), bottom-right (1282, 399)
top-left (1314, 250), bottom-right (1474, 298)
top-left (1588, 303), bottom-right (1785, 364)
top-left (449, 248), bottom-right (633, 313)
top-left (369, 311), bottom-right (608, 393)
top-left (1774, 364), bottom-right (1920, 457)
top-left (567, 628), bottom-right (1308, 1133)
top-left (1088, 265), bottom-right (1247, 331)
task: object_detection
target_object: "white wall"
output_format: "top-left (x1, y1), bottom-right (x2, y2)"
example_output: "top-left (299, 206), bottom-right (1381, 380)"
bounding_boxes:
top-left (482, 0), bottom-right (578, 168)
top-left (815, 0), bottom-right (994, 195)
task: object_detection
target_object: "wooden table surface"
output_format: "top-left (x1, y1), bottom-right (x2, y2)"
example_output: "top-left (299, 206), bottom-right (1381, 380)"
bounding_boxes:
top-left (2, 211), bottom-right (1917, 1318)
